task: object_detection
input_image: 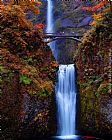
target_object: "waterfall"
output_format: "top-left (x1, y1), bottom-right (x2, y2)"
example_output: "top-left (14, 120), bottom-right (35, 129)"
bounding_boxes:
top-left (46, 0), bottom-right (53, 33)
top-left (46, 1), bottom-right (77, 139)
top-left (46, 0), bottom-right (57, 60)
top-left (55, 64), bottom-right (77, 138)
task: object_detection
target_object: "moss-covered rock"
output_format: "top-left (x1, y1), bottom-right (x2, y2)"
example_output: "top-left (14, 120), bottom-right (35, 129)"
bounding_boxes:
top-left (74, 10), bottom-right (112, 137)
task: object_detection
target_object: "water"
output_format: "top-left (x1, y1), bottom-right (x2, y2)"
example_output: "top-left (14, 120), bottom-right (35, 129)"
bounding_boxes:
top-left (46, 0), bottom-right (54, 33)
top-left (46, 0), bottom-right (77, 138)
top-left (55, 64), bottom-right (77, 137)
top-left (45, 1), bottom-right (105, 140)
top-left (46, 0), bottom-right (57, 60)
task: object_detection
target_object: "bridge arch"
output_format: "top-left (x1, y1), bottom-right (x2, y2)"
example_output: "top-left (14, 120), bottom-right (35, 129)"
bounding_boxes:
top-left (44, 33), bottom-right (82, 44)
top-left (44, 37), bottom-right (82, 43)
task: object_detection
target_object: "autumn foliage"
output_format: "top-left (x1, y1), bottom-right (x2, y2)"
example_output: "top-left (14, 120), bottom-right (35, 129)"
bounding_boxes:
top-left (0, 4), bottom-right (58, 97)
top-left (82, 0), bottom-right (107, 11)
top-left (4, 0), bottom-right (42, 14)
top-left (1, 4), bottom-right (58, 138)
top-left (74, 10), bottom-right (112, 96)
top-left (0, 5), bottom-right (44, 53)
top-left (82, 0), bottom-right (112, 26)
top-left (35, 23), bottom-right (45, 30)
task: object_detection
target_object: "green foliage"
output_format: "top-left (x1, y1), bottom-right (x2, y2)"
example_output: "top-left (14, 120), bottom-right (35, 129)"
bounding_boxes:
top-left (20, 74), bottom-right (32, 85)
top-left (95, 83), bottom-right (112, 97)
top-left (29, 90), bottom-right (37, 95)
top-left (24, 57), bottom-right (33, 64)
top-left (39, 88), bottom-right (48, 97)
top-left (39, 93), bottom-right (47, 97)
top-left (80, 82), bottom-right (88, 89)
top-left (99, 83), bottom-right (112, 94)
top-left (100, 86), bottom-right (109, 93)
top-left (0, 65), bottom-right (5, 72)
top-left (95, 92), bottom-right (100, 98)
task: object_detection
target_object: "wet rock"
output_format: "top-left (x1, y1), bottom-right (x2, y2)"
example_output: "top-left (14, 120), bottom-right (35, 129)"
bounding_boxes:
top-left (77, 16), bottom-right (93, 27)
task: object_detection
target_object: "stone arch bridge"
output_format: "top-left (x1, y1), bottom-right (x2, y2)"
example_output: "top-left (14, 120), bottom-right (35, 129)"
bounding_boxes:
top-left (44, 33), bottom-right (82, 43)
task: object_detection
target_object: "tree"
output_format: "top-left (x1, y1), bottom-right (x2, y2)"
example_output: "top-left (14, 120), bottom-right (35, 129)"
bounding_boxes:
top-left (9, 0), bottom-right (42, 14)
top-left (82, 0), bottom-right (107, 11)
top-left (82, 0), bottom-right (112, 12)
top-left (82, 0), bottom-right (112, 26)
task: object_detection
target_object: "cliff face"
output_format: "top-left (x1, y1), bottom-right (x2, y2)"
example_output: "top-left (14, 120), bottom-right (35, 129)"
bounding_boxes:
top-left (54, 0), bottom-right (92, 35)
top-left (0, 5), bottom-right (58, 139)
top-left (54, 0), bottom-right (93, 64)
top-left (32, 0), bottom-right (92, 34)
top-left (74, 11), bottom-right (112, 138)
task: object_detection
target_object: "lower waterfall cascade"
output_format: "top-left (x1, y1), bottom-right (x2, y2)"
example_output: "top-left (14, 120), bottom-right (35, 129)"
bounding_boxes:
top-left (55, 64), bottom-right (77, 138)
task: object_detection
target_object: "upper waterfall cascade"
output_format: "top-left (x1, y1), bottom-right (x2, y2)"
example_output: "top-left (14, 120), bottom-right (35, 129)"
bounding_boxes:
top-left (46, 0), bottom-right (57, 60)
top-left (46, 0), bottom-right (54, 33)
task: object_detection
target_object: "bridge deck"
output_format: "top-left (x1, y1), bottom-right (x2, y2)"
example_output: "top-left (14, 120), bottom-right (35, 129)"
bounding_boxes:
top-left (44, 35), bottom-right (82, 38)
top-left (44, 33), bottom-right (82, 43)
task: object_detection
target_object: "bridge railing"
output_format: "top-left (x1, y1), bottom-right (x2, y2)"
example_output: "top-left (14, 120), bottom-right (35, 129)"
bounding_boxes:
top-left (44, 33), bottom-right (83, 43)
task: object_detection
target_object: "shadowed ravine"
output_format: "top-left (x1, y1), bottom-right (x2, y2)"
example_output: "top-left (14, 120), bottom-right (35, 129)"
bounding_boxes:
top-left (46, 1), bottom-right (106, 140)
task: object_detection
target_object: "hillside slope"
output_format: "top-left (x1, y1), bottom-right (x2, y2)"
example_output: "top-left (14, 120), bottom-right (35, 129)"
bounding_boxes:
top-left (0, 5), bottom-right (58, 139)
top-left (74, 10), bottom-right (112, 139)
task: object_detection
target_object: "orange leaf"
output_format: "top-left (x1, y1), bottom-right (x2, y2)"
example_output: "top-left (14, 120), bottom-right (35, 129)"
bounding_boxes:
top-left (82, 0), bottom-right (106, 11)
top-left (35, 23), bottom-right (44, 29)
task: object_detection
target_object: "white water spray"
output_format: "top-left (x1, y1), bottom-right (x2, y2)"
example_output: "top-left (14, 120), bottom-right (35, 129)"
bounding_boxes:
top-left (56, 64), bottom-right (77, 137)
